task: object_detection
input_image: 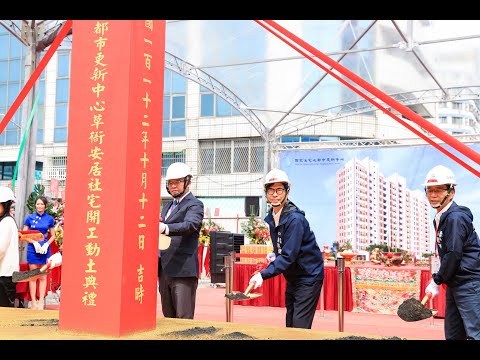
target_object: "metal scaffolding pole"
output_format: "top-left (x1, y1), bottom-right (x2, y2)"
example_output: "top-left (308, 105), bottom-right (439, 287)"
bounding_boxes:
top-left (15, 21), bottom-right (39, 262)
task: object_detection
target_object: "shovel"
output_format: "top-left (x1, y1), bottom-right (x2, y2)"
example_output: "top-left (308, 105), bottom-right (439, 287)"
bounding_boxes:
top-left (397, 293), bottom-right (438, 322)
top-left (225, 282), bottom-right (262, 301)
top-left (225, 258), bottom-right (270, 301)
top-left (12, 262), bottom-right (51, 283)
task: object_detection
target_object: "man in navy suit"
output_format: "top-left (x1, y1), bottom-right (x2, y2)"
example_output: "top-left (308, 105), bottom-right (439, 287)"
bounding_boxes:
top-left (158, 162), bottom-right (204, 319)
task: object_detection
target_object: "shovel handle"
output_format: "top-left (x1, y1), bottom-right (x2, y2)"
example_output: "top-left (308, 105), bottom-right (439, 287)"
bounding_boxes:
top-left (40, 262), bottom-right (52, 273)
top-left (421, 292), bottom-right (432, 306)
top-left (244, 282), bottom-right (255, 295)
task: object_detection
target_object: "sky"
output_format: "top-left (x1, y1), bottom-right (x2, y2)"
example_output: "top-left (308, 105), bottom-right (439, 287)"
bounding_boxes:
top-left (280, 142), bottom-right (480, 251)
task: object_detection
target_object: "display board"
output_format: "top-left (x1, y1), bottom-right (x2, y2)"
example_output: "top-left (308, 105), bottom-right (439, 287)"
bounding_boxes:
top-left (280, 142), bottom-right (480, 253)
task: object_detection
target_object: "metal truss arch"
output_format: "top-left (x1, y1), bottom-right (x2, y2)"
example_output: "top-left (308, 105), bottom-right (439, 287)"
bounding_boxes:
top-left (275, 86), bottom-right (480, 138)
top-left (164, 52), bottom-right (268, 138)
top-left (274, 134), bottom-right (480, 153)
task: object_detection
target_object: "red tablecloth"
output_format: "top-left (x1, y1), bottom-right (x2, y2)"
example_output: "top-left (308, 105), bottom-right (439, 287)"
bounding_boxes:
top-left (233, 262), bottom-right (353, 310)
top-left (233, 262), bottom-right (445, 318)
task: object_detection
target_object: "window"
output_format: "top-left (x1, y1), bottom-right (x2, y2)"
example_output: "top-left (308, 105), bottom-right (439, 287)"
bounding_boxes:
top-left (452, 116), bottom-right (463, 125)
top-left (171, 71), bottom-right (186, 94)
top-left (0, 162), bottom-right (15, 180)
top-left (9, 39), bottom-right (23, 58)
top-left (36, 72), bottom-right (46, 144)
top-left (215, 140), bottom-right (231, 174)
top-left (7, 82), bottom-right (19, 105)
top-left (452, 102), bottom-right (463, 110)
top-left (233, 140), bottom-right (249, 172)
top-left (0, 61), bottom-right (8, 81)
top-left (0, 36), bottom-right (8, 59)
top-left (216, 97), bottom-right (231, 117)
top-left (8, 59), bottom-right (20, 81)
top-left (199, 86), bottom-right (241, 117)
top-left (55, 78), bottom-right (69, 103)
top-left (161, 151), bottom-right (185, 176)
top-left (199, 138), bottom-right (265, 174)
top-left (55, 52), bottom-right (70, 143)
top-left (172, 96), bottom-right (185, 119)
top-left (0, 84), bottom-right (6, 104)
top-left (0, 30), bottom-right (28, 146)
top-left (57, 54), bottom-right (70, 77)
top-left (36, 106), bottom-right (44, 144)
top-left (163, 69), bottom-right (186, 137)
top-left (52, 157), bottom-right (67, 167)
top-left (54, 104), bottom-right (68, 142)
top-left (200, 93), bottom-right (214, 117)
top-left (5, 118), bottom-right (19, 145)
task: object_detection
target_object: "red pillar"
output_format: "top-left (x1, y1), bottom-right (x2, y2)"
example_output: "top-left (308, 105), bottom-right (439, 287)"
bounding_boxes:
top-left (59, 20), bottom-right (165, 336)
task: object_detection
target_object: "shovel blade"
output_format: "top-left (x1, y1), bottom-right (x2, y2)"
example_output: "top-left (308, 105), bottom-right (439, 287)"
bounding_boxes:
top-left (225, 291), bottom-right (250, 300)
top-left (12, 268), bottom-right (48, 283)
top-left (224, 291), bottom-right (263, 301)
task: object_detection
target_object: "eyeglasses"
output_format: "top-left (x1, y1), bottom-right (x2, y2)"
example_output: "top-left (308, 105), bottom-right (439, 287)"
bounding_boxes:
top-left (425, 187), bottom-right (450, 195)
top-left (167, 179), bottom-right (184, 187)
top-left (267, 188), bottom-right (286, 195)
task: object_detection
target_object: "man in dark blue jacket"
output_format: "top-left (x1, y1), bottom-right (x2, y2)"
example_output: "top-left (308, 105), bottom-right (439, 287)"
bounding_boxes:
top-left (423, 165), bottom-right (480, 340)
top-left (158, 162), bottom-right (204, 319)
top-left (249, 168), bottom-right (324, 329)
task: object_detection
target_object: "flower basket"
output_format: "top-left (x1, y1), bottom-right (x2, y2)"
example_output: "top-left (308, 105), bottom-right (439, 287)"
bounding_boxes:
top-left (241, 214), bottom-right (271, 246)
top-left (199, 219), bottom-right (224, 247)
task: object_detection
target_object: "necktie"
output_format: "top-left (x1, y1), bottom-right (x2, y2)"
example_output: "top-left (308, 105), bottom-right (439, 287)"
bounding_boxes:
top-left (166, 200), bottom-right (178, 220)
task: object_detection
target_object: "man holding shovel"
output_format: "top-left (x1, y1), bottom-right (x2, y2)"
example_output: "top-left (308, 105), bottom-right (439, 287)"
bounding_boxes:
top-left (248, 168), bottom-right (324, 329)
top-left (423, 165), bottom-right (480, 340)
top-left (157, 162), bottom-right (204, 320)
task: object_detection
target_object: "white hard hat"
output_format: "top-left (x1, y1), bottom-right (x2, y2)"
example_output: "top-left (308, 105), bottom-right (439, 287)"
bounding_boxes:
top-left (165, 162), bottom-right (192, 181)
top-left (0, 186), bottom-right (16, 202)
top-left (422, 165), bottom-right (457, 187)
top-left (264, 168), bottom-right (291, 188)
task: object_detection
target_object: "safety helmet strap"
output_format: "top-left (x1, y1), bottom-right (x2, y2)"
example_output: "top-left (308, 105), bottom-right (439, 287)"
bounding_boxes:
top-left (166, 175), bottom-right (192, 198)
top-left (427, 184), bottom-right (454, 209)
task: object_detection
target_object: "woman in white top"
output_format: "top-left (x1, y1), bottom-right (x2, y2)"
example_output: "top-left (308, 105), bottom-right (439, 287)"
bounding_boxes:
top-left (0, 186), bottom-right (19, 307)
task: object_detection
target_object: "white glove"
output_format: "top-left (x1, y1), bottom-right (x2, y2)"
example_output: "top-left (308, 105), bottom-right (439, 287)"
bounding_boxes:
top-left (159, 222), bottom-right (166, 234)
top-left (425, 279), bottom-right (440, 298)
top-left (40, 242), bottom-right (50, 255)
top-left (266, 252), bottom-right (276, 262)
top-left (249, 272), bottom-right (263, 289)
top-left (33, 241), bottom-right (43, 254)
top-left (47, 252), bottom-right (63, 269)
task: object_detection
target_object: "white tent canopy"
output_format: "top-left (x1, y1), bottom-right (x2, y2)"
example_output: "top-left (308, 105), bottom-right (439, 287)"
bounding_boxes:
top-left (165, 20), bottom-right (480, 138)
